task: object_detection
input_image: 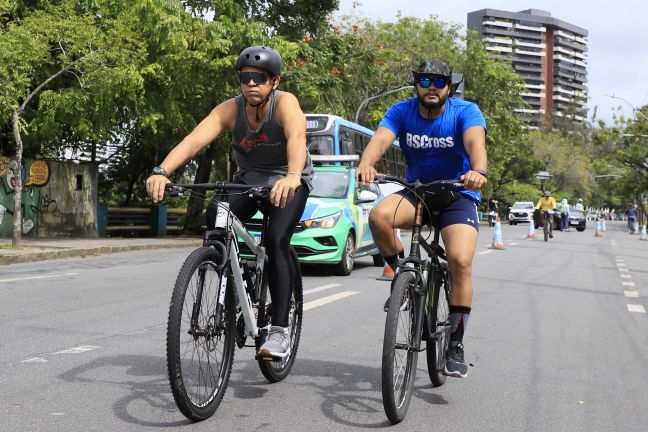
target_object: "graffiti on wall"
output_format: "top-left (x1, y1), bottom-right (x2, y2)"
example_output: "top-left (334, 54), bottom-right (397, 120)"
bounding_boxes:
top-left (0, 156), bottom-right (51, 235)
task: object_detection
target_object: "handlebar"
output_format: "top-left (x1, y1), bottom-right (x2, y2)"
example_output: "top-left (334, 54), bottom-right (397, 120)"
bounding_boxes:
top-left (165, 182), bottom-right (269, 198)
top-left (374, 175), bottom-right (464, 190)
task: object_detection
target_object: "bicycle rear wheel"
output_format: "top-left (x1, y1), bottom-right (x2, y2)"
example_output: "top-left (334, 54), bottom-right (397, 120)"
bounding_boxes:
top-left (382, 271), bottom-right (418, 424)
top-left (426, 263), bottom-right (451, 387)
top-left (167, 247), bottom-right (236, 421)
top-left (543, 218), bottom-right (549, 242)
top-left (257, 247), bottom-right (303, 382)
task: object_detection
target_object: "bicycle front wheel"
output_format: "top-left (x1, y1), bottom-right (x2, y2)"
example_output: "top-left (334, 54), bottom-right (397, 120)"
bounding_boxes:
top-left (426, 264), bottom-right (451, 387)
top-left (382, 271), bottom-right (418, 424)
top-left (257, 247), bottom-right (303, 382)
top-left (167, 247), bottom-right (236, 422)
top-left (544, 218), bottom-right (549, 242)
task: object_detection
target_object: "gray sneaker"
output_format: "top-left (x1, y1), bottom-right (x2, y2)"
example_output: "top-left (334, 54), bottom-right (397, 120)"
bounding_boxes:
top-left (443, 342), bottom-right (469, 378)
top-left (258, 326), bottom-right (291, 359)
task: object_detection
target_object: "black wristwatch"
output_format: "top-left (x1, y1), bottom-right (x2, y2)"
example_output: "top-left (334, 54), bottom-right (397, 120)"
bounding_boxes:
top-left (474, 168), bottom-right (488, 178)
top-left (151, 166), bottom-right (170, 178)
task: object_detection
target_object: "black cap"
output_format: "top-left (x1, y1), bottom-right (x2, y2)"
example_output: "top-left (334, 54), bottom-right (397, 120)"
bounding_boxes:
top-left (412, 59), bottom-right (452, 78)
top-left (236, 46), bottom-right (282, 76)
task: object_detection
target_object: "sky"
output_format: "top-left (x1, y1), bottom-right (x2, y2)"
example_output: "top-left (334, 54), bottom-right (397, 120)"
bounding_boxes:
top-left (336, 0), bottom-right (648, 125)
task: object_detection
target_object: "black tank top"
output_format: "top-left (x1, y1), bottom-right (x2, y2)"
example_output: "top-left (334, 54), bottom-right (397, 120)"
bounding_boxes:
top-left (231, 90), bottom-right (313, 190)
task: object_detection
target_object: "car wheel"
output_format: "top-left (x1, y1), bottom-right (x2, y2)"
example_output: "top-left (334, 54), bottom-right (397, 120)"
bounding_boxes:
top-left (372, 254), bottom-right (385, 267)
top-left (509, 221), bottom-right (514, 225)
top-left (577, 227), bottom-right (585, 232)
top-left (334, 233), bottom-right (355, 276)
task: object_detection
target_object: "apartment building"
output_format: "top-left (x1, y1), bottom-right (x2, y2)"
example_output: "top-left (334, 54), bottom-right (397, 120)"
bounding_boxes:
top-left (467, 9), bottom-right (588, 128)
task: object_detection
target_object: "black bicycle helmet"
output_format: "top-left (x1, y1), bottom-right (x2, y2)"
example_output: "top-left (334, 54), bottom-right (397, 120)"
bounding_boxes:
top-left (412, 59), bottom-right (452, 79)
top-left (236, 46), bottom-right (282, 76)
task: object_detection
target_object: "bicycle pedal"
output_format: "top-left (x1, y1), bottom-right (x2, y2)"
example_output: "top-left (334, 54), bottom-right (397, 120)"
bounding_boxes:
top-left (255, 352), bottom-right (282, 362)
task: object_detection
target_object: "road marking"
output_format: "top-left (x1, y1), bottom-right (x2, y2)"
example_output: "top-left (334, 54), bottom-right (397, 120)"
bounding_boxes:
top-left (54, 345), bottom-right (100, 355)
top-left (477, 250), bottom-right (493, 255)
top-left (623, 281), bottom-right (636, 287)
top-left (627, 304), bottom-right (646, 313)
top-left (620, 274), bottom-right (632, 279)
top-left (303, 284), bottom-right (341, 295)
top-left (21, 357), bottom-right (48, 363)
top-left (303, 291), bottom-right (359, 311)
top-left (618, 268), bottom-right (629, 273)
top-left (625, 291), bottom-right (639, 298)
top-left (0, 273), bottom-right (80, 283)
top-left (509, 242), bottom-right (519, 246)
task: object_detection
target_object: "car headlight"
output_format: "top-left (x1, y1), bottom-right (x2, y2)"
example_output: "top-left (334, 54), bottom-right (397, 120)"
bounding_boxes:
top-left (302, 211), bottom-right (342, 229)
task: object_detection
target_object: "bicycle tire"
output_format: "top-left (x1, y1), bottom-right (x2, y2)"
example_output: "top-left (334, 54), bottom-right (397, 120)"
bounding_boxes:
top-left (426, 264), bottom-right (451, 387)
top-left (544, 218), bottom-right (549, 242)
top-left (382, 271), bottom-right (418, 424)
top-left (257, 247), bottom-right (303, 382)
top-left (167, 247), bottom-right (236, 422)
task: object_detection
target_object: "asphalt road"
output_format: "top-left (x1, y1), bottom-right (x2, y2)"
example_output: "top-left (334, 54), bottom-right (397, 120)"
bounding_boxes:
top-left (1, 221), bottom-right (647, 431)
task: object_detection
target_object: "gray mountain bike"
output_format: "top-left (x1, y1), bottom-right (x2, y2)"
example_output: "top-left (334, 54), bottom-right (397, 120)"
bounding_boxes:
top-left (376, 175), bottom-right (461, 424)
top-left (164, 182), bottom-right (303, 422)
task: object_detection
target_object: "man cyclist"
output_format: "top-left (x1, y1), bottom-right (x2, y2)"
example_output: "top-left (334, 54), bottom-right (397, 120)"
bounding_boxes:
top-left (535, 191), bottom-right (556, 238)
top-left (626, 203), bottom-right (637, 233)
top-left (575, 198), bottom-right (584, 214)
top-left (146, 45), bottom-right (314, 358)
top-left (357, 59), bottom-right (487, 379)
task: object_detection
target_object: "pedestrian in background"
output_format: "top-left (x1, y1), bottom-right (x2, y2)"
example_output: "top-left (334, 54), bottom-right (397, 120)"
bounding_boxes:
top-left (559, 198), bottom-right (570, 232)
top-left (626, 203), bottom-right (637, 234)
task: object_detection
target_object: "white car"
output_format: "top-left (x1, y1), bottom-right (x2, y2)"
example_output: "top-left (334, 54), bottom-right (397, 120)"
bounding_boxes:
top-left (508, 201), bottom-right (535, 225)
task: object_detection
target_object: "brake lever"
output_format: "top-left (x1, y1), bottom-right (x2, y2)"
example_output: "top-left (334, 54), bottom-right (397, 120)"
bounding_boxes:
top-left (165, 184), bottom-right (185, 197)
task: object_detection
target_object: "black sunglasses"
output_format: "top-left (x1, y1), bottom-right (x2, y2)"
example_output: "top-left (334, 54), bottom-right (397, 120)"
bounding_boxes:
top-left (416, 76), bottom-right (448, 89)
top-left (239, 71), bottom-right (270, 85)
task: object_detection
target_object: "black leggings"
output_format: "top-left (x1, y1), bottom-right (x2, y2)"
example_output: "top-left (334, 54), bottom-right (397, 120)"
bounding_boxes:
top-left (207, 185), bottom-right (308, 327)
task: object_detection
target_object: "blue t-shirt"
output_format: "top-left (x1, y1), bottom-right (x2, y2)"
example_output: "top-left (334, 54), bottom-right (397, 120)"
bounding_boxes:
top-left (378, 97), bottom-right (487, 203)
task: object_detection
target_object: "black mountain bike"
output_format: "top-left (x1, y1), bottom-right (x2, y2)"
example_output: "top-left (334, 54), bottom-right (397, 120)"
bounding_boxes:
top-left (164, 182), bottom-right (303, 422)
top-left (376, 175), bottom-right (461, 424)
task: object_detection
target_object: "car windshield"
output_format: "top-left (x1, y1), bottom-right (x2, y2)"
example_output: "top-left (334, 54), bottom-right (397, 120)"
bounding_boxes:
top-left (310, 171), bottom-right (349, 198)
top-left (512, 203), bottom-right (534, 209)
top-left (307, 135), bottom-right (334, 155)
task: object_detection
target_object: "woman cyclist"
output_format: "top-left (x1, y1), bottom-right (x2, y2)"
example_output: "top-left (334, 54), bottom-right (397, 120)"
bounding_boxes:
top-left (146, 46), bottom-right (314, 358)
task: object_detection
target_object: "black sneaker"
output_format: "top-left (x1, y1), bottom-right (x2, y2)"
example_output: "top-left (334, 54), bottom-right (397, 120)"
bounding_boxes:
top-left (443, 342), bottom-right (469, 378)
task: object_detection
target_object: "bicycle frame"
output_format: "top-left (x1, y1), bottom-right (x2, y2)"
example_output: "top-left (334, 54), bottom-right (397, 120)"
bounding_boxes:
top-left (170, 183), bottom-right (271, 341)
top-left (398, 198), bottom-right (450, 351)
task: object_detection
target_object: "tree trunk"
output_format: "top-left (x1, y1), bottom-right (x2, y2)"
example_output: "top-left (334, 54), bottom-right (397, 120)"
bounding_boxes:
top-left (11, 111), bottom-right (23, 247)
top-left (184, 141), bottom-right (221, 233)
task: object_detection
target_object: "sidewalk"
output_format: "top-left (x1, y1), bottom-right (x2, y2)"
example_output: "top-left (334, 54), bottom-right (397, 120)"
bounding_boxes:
top-left (0, 236), bottom-right (203, 265)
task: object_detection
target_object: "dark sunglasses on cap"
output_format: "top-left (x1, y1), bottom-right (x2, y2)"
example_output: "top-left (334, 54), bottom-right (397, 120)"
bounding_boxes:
top-left (239, 71), bottom-right (270, 85)
top-left (416, 76), bottom-right (448, 89)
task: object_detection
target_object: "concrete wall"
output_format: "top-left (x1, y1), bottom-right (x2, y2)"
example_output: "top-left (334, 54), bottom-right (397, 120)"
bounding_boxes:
top-left (0, 156), bottom-right (98, 237)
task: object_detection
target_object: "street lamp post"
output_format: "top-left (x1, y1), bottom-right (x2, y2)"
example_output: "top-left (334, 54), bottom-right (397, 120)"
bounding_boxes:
top-left (354, 85), bottom-right (413, 125)
top-left (606, 94), bottom-right (648, 121)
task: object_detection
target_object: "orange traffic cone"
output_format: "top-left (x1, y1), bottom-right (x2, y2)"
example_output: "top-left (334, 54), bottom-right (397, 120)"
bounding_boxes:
top-left (377, 264), bottom-right (395, 281)
top-left (489, 217), bottom-right (505, 249)
top-left (526, 215), bottom-right (537, 239)
top-left (594, 220), bottom-right (604, 237)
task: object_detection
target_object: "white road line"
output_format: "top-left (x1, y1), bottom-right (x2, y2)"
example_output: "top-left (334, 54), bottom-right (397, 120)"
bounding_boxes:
top-left (627, 304), bottom-right (646, 313)
top-left (623, 281), bottom-right (636, 287)
top-left (618, 269), bottom-right (630, 273)
top-left (54, 345), bottom-right (100, 355)
top-left (620, 274), bottom-right (632, 279)
top-left (303, 291), bottom-right (359, 311)
top-left (509, 242), bottom-right (519, 246)
top-left (21, 357), bottom-right (48, 363)
top-left (625, 291), bottom-right (639, 298)
top-left (477, 249), bottom-right (493, 255)
top-left (0, 273), bottom-right (80, 283)
top-left (303, 284), bottom-right (341, 295)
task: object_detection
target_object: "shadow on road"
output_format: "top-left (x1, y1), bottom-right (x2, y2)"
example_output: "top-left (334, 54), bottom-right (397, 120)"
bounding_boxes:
top-left (59, 354), bottom-right (448, 429)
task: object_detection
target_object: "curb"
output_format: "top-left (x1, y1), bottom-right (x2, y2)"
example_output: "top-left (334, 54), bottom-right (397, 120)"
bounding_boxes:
top-left (0, 241), bottom-right (202, 266)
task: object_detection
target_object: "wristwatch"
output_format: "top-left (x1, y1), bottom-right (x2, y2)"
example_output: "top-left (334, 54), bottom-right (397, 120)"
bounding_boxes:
top-left (151, 166), bottom-right (170, 178)
top-left (474, 168), bottom-right (488, 178)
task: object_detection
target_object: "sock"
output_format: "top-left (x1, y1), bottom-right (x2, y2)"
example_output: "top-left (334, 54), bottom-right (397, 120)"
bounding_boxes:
top-left (449, 305), bottom-right (471, 345)
top-left (384, 250), bottom-right (405, 271)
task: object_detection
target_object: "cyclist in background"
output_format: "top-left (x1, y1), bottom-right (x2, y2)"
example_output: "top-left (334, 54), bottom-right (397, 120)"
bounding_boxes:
top-left (535, 191), bottom-right (556, 238)
top-left (487, 198), bottom-right (499, 227)
top-left (575, 198), bottom-right (584, 214)
top-left (357, 59), bottom-right (487, 379)
top-left (145, 46), bottom-right (314, 358)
